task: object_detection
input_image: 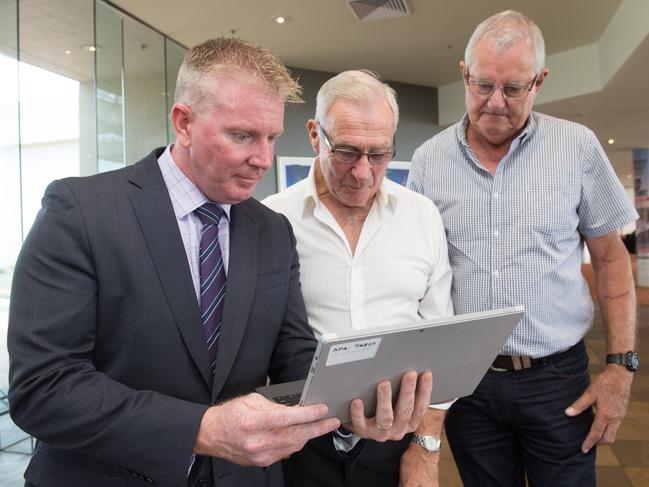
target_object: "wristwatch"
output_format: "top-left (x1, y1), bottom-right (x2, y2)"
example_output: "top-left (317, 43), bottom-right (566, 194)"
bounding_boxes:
top-left (411, 434), bottom-right (442, 453)
top-left (606, 351), bottom-right (640, 372)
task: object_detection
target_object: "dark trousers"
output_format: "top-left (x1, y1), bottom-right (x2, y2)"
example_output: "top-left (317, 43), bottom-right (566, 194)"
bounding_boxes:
top-left (445, 340), bottom-right (596, 487)
top-left (282, 433), bottom-right (411, 487)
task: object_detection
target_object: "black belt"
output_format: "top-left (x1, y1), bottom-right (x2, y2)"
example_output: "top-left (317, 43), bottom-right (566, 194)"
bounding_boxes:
top-left (491, 354), bottom-right (550, 371)
top-left (490, 341), bottom-right (584, 372)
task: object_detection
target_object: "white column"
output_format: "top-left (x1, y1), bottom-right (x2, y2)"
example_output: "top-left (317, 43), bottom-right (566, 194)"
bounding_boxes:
top-left (634, 148), bottom-right (649, 287)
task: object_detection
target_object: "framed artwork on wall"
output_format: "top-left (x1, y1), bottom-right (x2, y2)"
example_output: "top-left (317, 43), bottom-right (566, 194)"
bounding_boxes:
top-left (277, 156), bottom-right (313, 191)
top-left (276, 158), bottom-right (411, 191)
top-left (385, 160), bottom-right (410, 186)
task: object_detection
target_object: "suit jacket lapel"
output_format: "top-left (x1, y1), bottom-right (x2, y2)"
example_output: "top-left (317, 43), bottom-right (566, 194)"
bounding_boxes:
top-left (212, 201), bottom-right (258, 399)
top-left (127, 151), bottom-right (212, 389)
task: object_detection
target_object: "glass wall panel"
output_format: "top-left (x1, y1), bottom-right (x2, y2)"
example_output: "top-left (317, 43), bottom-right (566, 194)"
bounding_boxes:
top-left (123, 17), bottom-right (166, 163)
top-left (165, 38), bottom-right (186, 144)
top-left (0, 0), bottom-right (19, 392)
top-left (18, 0), bottom-right (94, 235)
top-left (95, 0), bottom-right (125, 172)
top-left (0, 0), bottom-right (187, 456)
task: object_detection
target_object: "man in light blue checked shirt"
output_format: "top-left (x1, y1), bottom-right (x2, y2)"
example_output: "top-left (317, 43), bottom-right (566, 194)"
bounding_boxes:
top-left (408, 10), bottom-right (638, 487)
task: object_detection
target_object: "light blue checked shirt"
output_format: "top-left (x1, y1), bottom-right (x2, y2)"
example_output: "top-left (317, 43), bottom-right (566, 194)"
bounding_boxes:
top-left (157, 145), bottom-right (231, 304)
top-left (408, 112), bottom-right (638, 357)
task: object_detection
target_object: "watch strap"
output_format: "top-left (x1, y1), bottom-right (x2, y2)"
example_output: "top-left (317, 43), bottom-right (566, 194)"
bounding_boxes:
top-left (606, 351), bottom-right (639, 371)
top-left (606, 353), bottom-right (626, 365)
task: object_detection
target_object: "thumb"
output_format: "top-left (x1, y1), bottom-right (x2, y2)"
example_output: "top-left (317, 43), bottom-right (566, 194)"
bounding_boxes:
top-left (565, 387), bottom-right (595, 417)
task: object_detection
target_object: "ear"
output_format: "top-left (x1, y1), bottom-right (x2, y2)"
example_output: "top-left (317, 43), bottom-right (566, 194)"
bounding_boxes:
top-left (533, 68), bottom-right (550, 93)
top-left (171, 103), bottom-right (194, 148)
top-left (306, 119), bottom-right (319, 154)
top-left (459, 61), bottom-right (467, 80)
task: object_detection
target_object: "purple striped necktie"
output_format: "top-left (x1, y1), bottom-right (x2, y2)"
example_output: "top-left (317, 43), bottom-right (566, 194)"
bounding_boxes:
top-left (195, 203), bottom-right (226, 374)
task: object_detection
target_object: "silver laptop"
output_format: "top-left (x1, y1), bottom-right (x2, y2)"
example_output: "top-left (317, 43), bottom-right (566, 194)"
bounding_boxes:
top-left (257, 306), bottom-right (524, 423)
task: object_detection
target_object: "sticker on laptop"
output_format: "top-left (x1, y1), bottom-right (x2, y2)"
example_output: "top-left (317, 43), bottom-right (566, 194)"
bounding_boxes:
top-left (325, 338), bottom-right (382, 366)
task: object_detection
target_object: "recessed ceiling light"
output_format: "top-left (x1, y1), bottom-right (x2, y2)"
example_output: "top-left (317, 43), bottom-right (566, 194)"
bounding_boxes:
top-left (64, 50), bottom-right (71, 55)
top-left (271, 15), bottom-right (290, 24)
top-left (608, 138), bottom-right (615, 145)
top-left (627, 174), bottom-right (632, 178)
top-left (81, 44), bottom-right (100, 52)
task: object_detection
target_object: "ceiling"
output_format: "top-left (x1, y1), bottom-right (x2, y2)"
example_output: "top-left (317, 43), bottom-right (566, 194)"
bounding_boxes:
top-left (108, 0), bottom-right (648, 186)
top-left (110, 0), bottom-right (621, 87)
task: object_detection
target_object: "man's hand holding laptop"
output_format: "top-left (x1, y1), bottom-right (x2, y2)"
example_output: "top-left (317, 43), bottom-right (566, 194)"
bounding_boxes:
top-left (346, 370), bottom-right (433, 441)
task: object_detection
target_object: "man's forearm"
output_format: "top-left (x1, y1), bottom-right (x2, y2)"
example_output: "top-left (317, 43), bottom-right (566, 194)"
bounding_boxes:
top-left (590, 235), bottom-right (636, 352)
top-left (399, 407), bottom-right (445, 485)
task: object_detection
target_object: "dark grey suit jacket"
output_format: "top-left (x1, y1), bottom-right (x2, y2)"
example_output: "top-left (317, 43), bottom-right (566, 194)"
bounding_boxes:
top-left (8, 148), bottom-right (316, 487)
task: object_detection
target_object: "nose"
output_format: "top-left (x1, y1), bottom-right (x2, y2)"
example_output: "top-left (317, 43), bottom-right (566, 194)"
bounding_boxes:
top-left (248, 139), bottom-right (274, 170)
top-left (487, 86), bottom-right (506, 110)
top-left (351, 154), bottom-right (373, 181)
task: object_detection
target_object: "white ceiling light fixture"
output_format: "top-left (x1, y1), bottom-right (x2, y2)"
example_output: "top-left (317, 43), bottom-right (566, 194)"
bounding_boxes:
top-left (81, 44), bottom-right (101, 52)
top-left (608, 138), bottom-right (615, 144)
top-left (347, 0), bottom-right (411, 22)
top-left (271, 15), bottom-right (291, 24)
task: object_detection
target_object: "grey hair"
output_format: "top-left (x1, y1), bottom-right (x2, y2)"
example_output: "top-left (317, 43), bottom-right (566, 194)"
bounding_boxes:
top-left (464, 10), bottom-right (546, 75)
top-left (175, 37), bottom-right (302, 111)
top-left (315, 69), bottom-right (399, 131)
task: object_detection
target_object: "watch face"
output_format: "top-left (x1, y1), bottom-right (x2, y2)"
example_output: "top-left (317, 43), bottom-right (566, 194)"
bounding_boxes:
top-left (413, 434), bottom-right (441, 452)
top-left (423, 437), bottom-right (441, 450)
top-left (628, 352), bottom-right (640, 371)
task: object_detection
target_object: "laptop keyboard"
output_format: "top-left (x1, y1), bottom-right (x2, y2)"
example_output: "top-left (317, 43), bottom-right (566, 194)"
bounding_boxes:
top-left (272, 392), bottom-right (301, 406)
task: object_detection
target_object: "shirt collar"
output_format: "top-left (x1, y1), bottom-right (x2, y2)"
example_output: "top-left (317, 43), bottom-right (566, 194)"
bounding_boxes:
top-left (456, 111), bottom-right (538, 149)
top-left (301, 158), bottom-right (398, 215)
top-left (157, 145), bottom-right (231, 221)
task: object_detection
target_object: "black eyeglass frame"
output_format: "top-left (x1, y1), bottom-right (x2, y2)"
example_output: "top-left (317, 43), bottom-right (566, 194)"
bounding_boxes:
top-left (316, 123), bottom-right (396, 166)
top-left (465, 70), bottom-right (539, 101)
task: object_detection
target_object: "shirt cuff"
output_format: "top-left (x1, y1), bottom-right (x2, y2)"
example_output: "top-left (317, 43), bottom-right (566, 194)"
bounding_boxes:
top-left (428, 398), bottom-right (456, 410)
top-left (332, 427), bottom-right (362, 452)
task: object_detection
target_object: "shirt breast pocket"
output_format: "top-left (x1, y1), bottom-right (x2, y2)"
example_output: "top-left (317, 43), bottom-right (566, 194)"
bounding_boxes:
top-left (528, 186), bottom-right (578, 235)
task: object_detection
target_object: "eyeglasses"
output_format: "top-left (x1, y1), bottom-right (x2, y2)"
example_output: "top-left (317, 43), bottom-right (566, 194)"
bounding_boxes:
top-left (465, 71), bottom-right (538, 101)
top-left (317, 123), bottom-right (395, 166)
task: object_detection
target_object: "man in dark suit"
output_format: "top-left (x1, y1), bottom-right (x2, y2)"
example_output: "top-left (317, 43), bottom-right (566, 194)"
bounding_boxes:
top-left (8, 37), bottom-right (431, 487)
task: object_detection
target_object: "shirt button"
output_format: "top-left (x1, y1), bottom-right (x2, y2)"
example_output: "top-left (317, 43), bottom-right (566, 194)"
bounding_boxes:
top-left (493, 230), bottom-right (500, 237)
top-left (493, 192), bottom-right (499, 198)
top-left (493, 270), bottom-right (499, 278)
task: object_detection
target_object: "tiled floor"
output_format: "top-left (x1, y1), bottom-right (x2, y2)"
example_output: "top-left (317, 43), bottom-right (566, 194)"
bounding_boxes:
top-left (1, 266), bottom-right (648, 486)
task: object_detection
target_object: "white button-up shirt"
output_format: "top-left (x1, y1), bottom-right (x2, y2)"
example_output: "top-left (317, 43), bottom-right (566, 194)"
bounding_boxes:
top-left (263, 164), bottom-right (453, 338)
top-left (265, 164), bottom-right (455, 446)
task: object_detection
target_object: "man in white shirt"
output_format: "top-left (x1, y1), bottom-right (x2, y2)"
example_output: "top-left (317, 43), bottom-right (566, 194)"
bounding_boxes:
top-left (264, 70), bottom-right (453, 487)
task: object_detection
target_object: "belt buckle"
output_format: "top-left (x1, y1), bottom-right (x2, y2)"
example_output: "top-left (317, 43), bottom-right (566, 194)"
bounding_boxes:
top-left (511, 355), bottom-right (533, 370)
